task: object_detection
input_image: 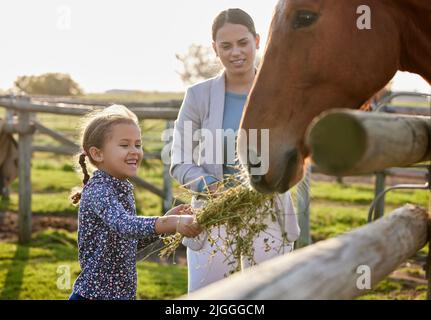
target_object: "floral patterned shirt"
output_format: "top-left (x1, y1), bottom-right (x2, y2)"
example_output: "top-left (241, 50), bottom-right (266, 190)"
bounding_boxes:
top-left (72, 170), bottom-right (159, 300)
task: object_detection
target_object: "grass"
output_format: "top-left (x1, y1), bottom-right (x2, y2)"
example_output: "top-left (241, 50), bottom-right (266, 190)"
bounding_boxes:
top-left (0, 229), bottom-right (187, 300)
top-left (310, 180), bottom-right (429, 208)
top-left (390, 100), bottom-right (430, 108)
top-left (309, 203), bottom-right (368, 241)
top-left (358, 280), bottom-right (428, 300)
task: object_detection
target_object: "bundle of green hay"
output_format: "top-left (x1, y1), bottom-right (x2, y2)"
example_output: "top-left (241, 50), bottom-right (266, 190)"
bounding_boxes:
top-left (160, 179), bottom-right (290, 273)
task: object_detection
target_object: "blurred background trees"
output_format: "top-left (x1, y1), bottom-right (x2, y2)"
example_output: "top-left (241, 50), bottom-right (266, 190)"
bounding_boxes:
top-left (176, 44), bottom-right (222, 85)
top-left (14, 73), bottom-right (83, 96)
top-left (176, 44), bottom-right (262, 85)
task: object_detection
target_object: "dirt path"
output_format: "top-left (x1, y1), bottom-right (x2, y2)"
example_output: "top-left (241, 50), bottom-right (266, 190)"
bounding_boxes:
top-left (0, 211), bottom-right (77, 242)
top-left (0, 210), bottom-right (187, 265)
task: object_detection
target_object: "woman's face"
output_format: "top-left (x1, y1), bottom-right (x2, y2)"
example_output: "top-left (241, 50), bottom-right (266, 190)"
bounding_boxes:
top-left (213, 23), bottom-right (260, 77)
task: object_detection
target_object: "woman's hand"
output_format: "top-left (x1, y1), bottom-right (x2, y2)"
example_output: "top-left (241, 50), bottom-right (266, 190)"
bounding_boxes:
top-left (175, 215), bottom-right (203, 238)
top-left (201, 181), bottom-right (224, 199)
top-left (165, 204), bottom-right (193, 216)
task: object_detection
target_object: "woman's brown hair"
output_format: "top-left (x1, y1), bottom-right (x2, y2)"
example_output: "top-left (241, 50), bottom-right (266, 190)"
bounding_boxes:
top-left (70, 105), bottom-right (139, 205)
top-left (212, 8), bottom-right (257, 41)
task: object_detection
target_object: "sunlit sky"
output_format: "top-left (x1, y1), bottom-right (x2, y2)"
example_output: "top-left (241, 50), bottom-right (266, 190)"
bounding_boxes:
top-left (0, 0), bottom-right (430, 94)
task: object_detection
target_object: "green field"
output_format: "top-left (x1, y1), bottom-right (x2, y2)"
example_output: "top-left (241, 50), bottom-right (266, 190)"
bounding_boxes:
top-left (0, 93), bottom-right (429, 300)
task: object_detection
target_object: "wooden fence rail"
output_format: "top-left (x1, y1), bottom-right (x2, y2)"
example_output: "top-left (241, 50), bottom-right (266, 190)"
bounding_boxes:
top-left (306, 110), bottom-right (431, 176)
top-left (296, 94), bottom-right (430, 247)
top-left (186, 205), bottom-right (429, 299)
top-left (0, 96), bottom-right (181, 119)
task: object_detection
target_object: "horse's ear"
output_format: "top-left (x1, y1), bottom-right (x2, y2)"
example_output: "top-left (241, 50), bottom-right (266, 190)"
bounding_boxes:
top-left (359, 100), bottom-right (372, 112)
top-left (255, 34), bottom-right (261, 50)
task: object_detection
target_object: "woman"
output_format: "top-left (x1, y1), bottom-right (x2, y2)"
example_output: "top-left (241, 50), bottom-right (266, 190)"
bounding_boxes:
top-left (170, 8), bottom-right (300, 292)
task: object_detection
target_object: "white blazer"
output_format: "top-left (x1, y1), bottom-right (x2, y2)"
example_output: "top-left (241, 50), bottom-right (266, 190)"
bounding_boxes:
top-left (170, 72), bottom-right (300, 242)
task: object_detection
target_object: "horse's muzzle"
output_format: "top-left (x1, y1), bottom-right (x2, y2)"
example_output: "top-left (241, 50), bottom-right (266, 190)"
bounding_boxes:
top-left (248, 149), bottom-right (299, 194)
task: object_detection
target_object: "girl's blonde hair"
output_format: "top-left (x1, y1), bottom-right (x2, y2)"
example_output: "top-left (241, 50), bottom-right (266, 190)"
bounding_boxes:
top-left (70, 104), bottom-right (139, 205)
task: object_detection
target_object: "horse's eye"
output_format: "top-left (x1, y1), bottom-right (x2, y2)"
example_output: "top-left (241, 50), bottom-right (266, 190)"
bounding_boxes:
top-left (292, 10), bottom-right (319, 29)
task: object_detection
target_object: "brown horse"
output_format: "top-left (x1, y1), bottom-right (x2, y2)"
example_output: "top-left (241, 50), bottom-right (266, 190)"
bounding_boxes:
top-left (238, 0), bottom-right (431, 193)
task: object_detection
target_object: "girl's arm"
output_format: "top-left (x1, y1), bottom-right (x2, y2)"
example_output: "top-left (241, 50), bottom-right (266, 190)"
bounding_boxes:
top-left (93, 191), bottom-right (201, 239)
top-left (137, 204), bottom-right (200, 251)
top-left (155, 215), bottom-right (201, 237)
top-left (97, 201), bottom-right (158, 240)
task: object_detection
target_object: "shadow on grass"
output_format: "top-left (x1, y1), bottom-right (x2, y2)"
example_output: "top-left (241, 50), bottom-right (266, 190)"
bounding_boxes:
top-left (0, 245), bottom-right (29, 300)
top-left (0, 230), bottom-right (78, 299)
top-left (30, 230), bottom-right (78, 261)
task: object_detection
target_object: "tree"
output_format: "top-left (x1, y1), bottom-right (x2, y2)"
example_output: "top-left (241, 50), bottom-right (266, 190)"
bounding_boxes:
top-left (176, 44), bottom-right (262, 85)
top-left (176, 44), bottom-right (222, 85)
top-left (14, 73), bottom-right (83, 96)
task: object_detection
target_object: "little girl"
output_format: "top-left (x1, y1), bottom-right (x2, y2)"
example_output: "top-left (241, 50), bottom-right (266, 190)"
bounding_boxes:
top-left (69, 105), bottom-right (202, 300)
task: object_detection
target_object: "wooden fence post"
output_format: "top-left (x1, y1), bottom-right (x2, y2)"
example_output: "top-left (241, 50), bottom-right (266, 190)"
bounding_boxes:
top-left (162, 121), bottom-right (174, 213)
top-left (373, 171), bottom-right (386, 220)
top-left (427, 168), bottom-right (431, 300)
top-left (1, 109), bottom-right (16, 199)
top-left (307, 110), bottom-right (431, 175)
top-left (17, 97), bottom-right (33, 244)
top-left (296, 164), bottom-right (312, 248)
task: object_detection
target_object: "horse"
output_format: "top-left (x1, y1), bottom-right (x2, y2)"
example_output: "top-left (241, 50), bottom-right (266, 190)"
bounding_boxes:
top-left (0, 123), bottom-right (18, 197)
top-left (238, 0), bottom-right (431, 193)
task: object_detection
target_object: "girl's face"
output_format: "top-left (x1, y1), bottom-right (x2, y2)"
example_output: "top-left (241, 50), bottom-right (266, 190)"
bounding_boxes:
top-left (213, 23), bottom-right (260, 77)
top-left (90, 122), bottom-right (144, 180)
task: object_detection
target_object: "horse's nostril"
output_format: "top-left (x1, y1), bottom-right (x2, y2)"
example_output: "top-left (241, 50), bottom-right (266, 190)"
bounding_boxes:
top-left (285, 149), bottom-right (299, 169)
top-left (250, 174), bottom-right (263, 184)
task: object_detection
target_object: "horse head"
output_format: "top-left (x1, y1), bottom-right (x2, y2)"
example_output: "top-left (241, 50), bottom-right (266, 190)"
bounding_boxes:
top-left (238, 0), bottom-right (430, 193)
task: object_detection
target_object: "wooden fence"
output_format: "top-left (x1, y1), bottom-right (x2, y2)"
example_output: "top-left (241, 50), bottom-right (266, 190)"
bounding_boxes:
top-left (185, 110), bottom-right (431, 300)
top-left (295, 94), bottom-right (430, 248)
top-left (306, 111), bottom-right (430, 175)
top-left (186, 205), bottom-right (429, 299)
top-left (0, 95), bottom-right (182, 243)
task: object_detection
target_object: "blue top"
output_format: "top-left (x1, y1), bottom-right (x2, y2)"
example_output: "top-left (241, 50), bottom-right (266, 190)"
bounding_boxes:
top-left (72, 170), bottom-right (159, 300)
top-left (197, 91), bottom-right (247, 192)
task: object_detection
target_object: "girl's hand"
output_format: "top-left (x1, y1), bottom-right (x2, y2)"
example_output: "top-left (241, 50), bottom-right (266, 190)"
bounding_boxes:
top-left (176, 215), bottom-right (203, 238)
top-left (165, 204), bottom-right (193, 216)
